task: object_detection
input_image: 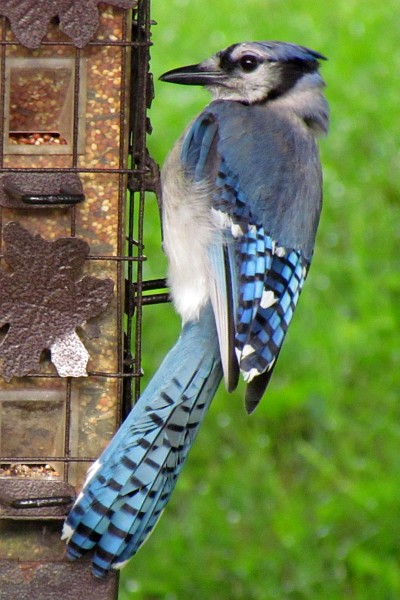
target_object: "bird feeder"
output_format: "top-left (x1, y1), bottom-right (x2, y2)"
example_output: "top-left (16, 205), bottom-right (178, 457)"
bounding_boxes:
top-left (0, 1), bottom-right (165, 597)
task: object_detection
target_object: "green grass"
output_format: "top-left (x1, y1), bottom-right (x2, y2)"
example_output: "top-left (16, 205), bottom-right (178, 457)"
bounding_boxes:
top-left (119, 1), bottom-right (400, 598)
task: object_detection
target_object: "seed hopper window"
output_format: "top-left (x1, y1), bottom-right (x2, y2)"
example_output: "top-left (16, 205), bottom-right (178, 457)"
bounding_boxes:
top-left (0, 389), bottom-right (65, 476)
top-left (5, 58), bottom-right (86, 154)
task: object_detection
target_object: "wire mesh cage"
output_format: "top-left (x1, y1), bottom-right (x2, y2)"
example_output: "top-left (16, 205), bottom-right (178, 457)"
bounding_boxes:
top-left (0, 1), bottom-right (164, 597)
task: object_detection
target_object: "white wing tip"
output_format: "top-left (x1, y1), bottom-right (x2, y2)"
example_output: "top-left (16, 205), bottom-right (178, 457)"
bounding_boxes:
top-left (231, 223), bottom-right (243, 238)
top-left (260, 290), bottom-right (277, 309)
top-left (274, 245), bottom-right (287, 257)
top-left (242, 367), bottom-right (261, 383)
top-left (242, 344), bottom-right (256, 359)
top-left (211, 208), bottom-right (243, 238)
top-left (241, 358), bottom-right (276, 383)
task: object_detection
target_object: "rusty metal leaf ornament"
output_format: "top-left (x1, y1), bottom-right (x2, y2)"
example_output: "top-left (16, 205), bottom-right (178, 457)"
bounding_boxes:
top-left (0, 222), bottom-right (114, 380)
top-left (0, 0), bottom-right (137, 49)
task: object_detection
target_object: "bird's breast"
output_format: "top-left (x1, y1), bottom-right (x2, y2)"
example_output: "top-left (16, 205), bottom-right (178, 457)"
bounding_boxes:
top-left (161, 141), bottom-right (214, 323)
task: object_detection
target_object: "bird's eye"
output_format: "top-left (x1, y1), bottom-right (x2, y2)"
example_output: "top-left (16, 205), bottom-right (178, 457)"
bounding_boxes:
top-left (238, 55), bottom-right (260, 72)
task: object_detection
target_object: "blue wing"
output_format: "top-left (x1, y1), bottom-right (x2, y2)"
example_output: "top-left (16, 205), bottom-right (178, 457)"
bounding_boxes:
top-left (181, 100), bottom-right (321, 411)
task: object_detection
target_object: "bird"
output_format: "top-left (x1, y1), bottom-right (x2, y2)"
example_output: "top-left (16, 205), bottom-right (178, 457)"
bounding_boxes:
top-left (62, 40), bottom-right (329, 578)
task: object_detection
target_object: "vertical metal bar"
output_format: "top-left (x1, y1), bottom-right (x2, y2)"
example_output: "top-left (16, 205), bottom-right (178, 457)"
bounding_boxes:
top-left (116, 11), bottom-right (130, 424)
top-left (0, 0), bottom-right (160, 505)
top-left (0, 18), bottom-right (6, 169)
top-left (71, 47), bottom-right (81, 167)
top-left (129, 0), bottom-right (152, 403)
top-left (63, 378), bottom-right (72, 482)
top-left (0, 18), bottom-right (7, 252)
top-left (125, 11), bottom-right (138, 407)
top-left (70, 46), bottom-right (82, 237)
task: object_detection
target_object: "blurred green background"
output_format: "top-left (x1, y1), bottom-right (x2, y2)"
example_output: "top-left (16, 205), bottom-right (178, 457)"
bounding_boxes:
top-left (120, 0), bottom-right (400, 598)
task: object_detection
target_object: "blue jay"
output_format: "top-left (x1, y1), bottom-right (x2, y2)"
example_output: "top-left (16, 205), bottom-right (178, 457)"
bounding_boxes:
top-left (63, 41), bottom-right (329, 577)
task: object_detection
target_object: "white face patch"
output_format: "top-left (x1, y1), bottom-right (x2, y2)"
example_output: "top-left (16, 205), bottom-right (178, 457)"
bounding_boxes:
top-left (206, 45), bottom-right (280, 104)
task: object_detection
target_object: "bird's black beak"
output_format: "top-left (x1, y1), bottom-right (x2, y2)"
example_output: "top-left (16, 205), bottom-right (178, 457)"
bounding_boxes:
top-left (159, 63), bottom-right (223, 86)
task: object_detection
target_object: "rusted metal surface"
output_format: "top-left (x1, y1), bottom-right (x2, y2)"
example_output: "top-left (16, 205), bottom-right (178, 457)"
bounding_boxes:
top-left (0, 558), bottom-right (119, 599)
top-left (0, 0), bottom-right (165, 596)
top-left (0, 0), bottom-right (138, 49)
top-left (0, 478), bottom-right (75, 518)
top-left (0, 0), bottom-right (162, 513)
top-left (0, 172), bottom-right (85, 207)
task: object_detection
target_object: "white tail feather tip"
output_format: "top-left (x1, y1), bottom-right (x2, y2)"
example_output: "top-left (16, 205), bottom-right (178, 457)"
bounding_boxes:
top-left (61, 522), bottom-right (74, 542)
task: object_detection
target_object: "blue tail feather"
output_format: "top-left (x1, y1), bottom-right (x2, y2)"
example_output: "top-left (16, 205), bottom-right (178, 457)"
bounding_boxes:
top-left (63, 303), bottom-right (222, 576)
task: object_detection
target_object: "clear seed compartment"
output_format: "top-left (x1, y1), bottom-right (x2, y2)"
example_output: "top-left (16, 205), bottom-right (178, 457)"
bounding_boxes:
top-left (4, 58), bottom-right (86, 155)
